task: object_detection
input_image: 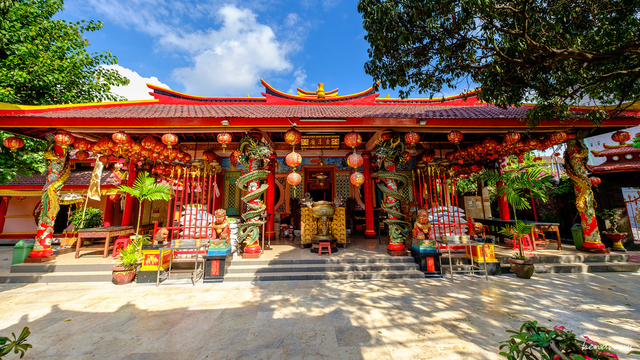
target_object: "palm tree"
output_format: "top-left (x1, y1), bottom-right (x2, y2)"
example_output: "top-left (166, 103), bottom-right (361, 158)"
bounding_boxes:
top-left (483, 165), bottom-right (553, 259)
top-left (117, 172), bottom-right (172, 239)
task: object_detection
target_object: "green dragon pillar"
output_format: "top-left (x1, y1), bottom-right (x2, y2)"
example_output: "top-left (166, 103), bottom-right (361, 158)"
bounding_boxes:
top-left (236, 130), bottom-right (273, 255)
top-left (373, 130), bottom-right (410, 253)
top-left (31, 149), bottom-right (70, 258)
top-left (565, 137), bottom-right (606, 253)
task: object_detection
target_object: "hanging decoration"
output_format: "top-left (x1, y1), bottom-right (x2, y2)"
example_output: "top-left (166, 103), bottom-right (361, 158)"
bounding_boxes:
top-left (112, 131), bottom-right (129, 145)
top-left (287, 171), bottom-right (302, 186)
top-left (54, 132), bottom-right (75, 149)
top-left (447, 130), bottom-right (463, 144)
top-left (590, 177), bottom-right (602, 186)
top-left (549, 131), bottom-right (568, 145)
top-left (344, 131), bottom-right (363, 150)
top-left (611, 130), bottom-right (631, 145)
top-left (217, 132), bottom-right (232, 153)
top-left (421, 149), bottom-right (435, 163)
top-left (285, 151), bottom-right (302, 170)
top-left (161, 133), bottom-right (179, 148)
top-left (202, 150), bottom-right (216, 163)
top-left (3, 136), bottom-right (24, 152)
top-left (141, 136), bottom-right (157, 149)
top-left (504, 130), bottom-right (521, 144)
top-left (346, 152), bottom-right (364, 168)
top-left (73, 138), bottom-right (91, 151)
top-left (75, 150), bottom-right (90, 161)
top-left (404, 131), bottom-right (420, 148)
top-left (284, 127), bottom-right (302, 149)
top-left (350, 172), bottom-right (365, 187)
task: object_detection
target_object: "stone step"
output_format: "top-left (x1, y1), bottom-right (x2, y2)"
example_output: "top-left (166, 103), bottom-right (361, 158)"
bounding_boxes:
top-left (0, 271), bottom-right (113, 284)
top-left (224, 270), bottom-right (425, 282)
top-left (501, 262), bottom-right (640, 274)
top-left (229, 257), bottom-right (416, 266)
top-left (227, 263), bottom-right (420, 274)
top-left (495, 253), bottom-right (632, 265)
top-left (10, 263), bottom-right (114, 273)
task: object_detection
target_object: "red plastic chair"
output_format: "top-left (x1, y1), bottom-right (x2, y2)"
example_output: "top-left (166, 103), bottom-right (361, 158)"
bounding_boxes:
top-left (318, 242), bottom-right (332, 256)
top-left (112, 236), bottom-right (131, 257)
top-left (513, 234), bottom-right (534, 251)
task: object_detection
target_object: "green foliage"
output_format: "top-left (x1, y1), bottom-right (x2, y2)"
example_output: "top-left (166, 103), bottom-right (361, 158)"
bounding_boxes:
top-left (551, 176), bottom-right (576, 201)
top-left (0, 327), bottom-right (32, 359)
top-left (357, 0), bottom-right (640, 127)
top-left (499, 321), bottom-right (618, 360)
top-left (598, 209), bottom-right (622, 233)
top-left (117, 234), bottom-right (150, 267)
top-left (0, 0), bottom-right (129, 105)
top-left (69, 206), bottom-right (103, 231)
top-left (499, 221), bottom-right (534, 260)
top-left (117, 172), bottom-right (171, 237)
top-left (0, 132), bottom-right (47, 185)
top-left (456, 172), bottom-right (482, 195)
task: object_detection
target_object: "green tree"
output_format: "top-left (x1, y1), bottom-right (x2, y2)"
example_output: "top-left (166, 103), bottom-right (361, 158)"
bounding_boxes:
top-left (0, 131), bottom-right (47, 185)
top-left (357, 0), bottom-right (640, 126)
top-left (117, 172), bottom-right (171, 238)
top-left (0, 0), bottom-right (129, 105)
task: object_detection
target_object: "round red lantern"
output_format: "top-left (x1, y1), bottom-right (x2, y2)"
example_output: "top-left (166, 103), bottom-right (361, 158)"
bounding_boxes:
top-left (350, 172), bottom-right (365, 187)
top-left (284, 128), bottom-right (302, 147)
top-left (590, 177), bottom-right (601, 186)
top-left (347, 152), bottom-right (364, 168)
top-left (202, 150), bottom-right (216, 162)
top-left (287, 171), bottom-right (302, 186)
top-left (344, 132), bottom-right (363, 149)
top-left (161, 133), bottom-right (179, 148)
top-left (483, 138), bottom-right (498, 151)
top-left (73, 138), bottom-right (91, 151)
top-left (286, 151), bottom-right (302, 170)
top-left (445, 151), bottom-right (455, 162)
top-left (152, 164), bottom-right (165, 174)
top-left (549, 131), bottom-right (568, 145)
top-left (217, 132), bottom-right (232, 153)
top-left (447, 130), bottom-right (463, 144)
top-left (112, 131), bottom-right (129, 145)
top-left (108, 194), bottom-right (121, 202)
top-left (141, 136), bottom-right (157, 150)
top-left (404, 131), bottom-right (419, 146)
top-left (54, 132), bottom-right (75, 149)
top-left (421, 150), bottom-right (435, 163)
top-left (95, 138), bottom-right (111, 151)
top-left (504, 131), bottom-right (520, 144)
top-left (2, 137), bottom-right (24, 152)
top-left (525, 138), bottom-right (541, 150)
top-left (75, 150), bottom-right (90, 161)
top-left (183, 154), bottom-right (192, 163)
top-left (611, 130), bottom-right (631, 145)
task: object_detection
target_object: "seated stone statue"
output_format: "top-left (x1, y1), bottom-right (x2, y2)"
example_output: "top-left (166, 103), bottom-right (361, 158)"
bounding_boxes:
top-left (412, 209), bottom-right (432, 241)
top-left (211, 209), bottom-right (230, 242)
top-left (154, 228), bottom-right (169, 246)
top-left (472, 222), bottom-right (486, 238)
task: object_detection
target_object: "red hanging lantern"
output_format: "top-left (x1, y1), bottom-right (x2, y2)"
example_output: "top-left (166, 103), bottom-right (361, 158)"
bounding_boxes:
top-left (284, 128), bottom-right (302, 147)
top-left (152, 164), bottom-right (166, 174)
top-left (525, 138), bottom-right (541, 150)
top-left (112, 131), bottom-right (129, 145)
top-left (75, 150), bottom-right (90, 161)
top-left (141, 136), bottom-right (157, 150)
top-left (161, 133), bottom-right (179, 148)
top-left (347, 152), bottom-right (364, 168)
top-left (344, 132), bottom-right (363, 149)
top-left (217, 132), bottom-right (232, 153)
top-left (504, 131), bottom-right (521, 144)
top-left (404, 131), bottom-right (420, 146)
top-left (447, 130), bottom-right (463, 144)
top-left (611, 130), bottom-right (631, 145)
top-left (549, 131), bottom-right (568, 145)
top-left (590, 177), bottom-right (602, 186)
top-left (95, 138), bottom-right (111, 152)
top-left (445, 151), bottom-right (455, 162)
top-left (286, 151), bottom-right (302, 170)
top-left (183, 153), bottom-right (192, 163)
top-left (421, 150), bottom-right (435, 163)
top-left (54, 132), bottom-right (75, 149)
top-left (108, 194), bottom-right (121, 202)
top-left (2, 137), bottom-right (24, 152)
top-left (73, 138), bottom-right (91, 151)
top-left (287, 171), bottom-right (302, 186)
top-left (350, 172), bottom-right (365, 187)
top-left (483, 138), bottom-right (498, 151)
top-left (202, 150), bottom-right (216, 162)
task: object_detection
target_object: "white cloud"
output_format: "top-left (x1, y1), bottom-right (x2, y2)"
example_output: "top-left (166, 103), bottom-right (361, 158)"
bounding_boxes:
top-left (102, 64), bottom-right (171, 101)
top-left (284, 13), bottom-right (300, 27)
top-left (288, 69), bottom-right (307, 94)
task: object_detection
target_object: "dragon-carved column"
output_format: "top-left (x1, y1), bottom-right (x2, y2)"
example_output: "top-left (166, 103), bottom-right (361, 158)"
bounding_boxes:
top-left (30, 149), bottom-right (70, 258)
top-left (565, 137), bottom-right (606, 252)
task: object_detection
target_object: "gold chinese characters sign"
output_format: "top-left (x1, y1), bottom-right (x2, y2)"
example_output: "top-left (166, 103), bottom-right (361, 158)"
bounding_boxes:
top-left (300, 135), bottom-right (340, 150)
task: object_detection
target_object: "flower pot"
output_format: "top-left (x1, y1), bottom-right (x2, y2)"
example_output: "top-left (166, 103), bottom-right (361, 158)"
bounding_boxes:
top-left (112, 265), bottom-right (137, 285)
top-left (602, 232), bottom-right (628, 252)
top-left (508, 258), bottom-right (535, 279)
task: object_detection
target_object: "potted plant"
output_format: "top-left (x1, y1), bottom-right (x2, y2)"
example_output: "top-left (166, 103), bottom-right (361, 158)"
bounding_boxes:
top-left (111, 234), bottom-right (150, 285)
top-left (499, 320), bottom-right (625, 359)
top-left (484, 164), bottom-right (553, 279)
top-left (598, 209), bottom-right (627, 252)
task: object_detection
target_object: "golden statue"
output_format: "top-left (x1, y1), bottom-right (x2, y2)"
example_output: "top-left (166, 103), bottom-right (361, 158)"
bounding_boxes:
top-left (211, 209), bottom-right (230, 243)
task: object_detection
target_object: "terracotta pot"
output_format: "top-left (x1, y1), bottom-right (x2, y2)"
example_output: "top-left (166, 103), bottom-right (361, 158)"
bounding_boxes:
top-left (112, 265), bottom-right (137, 285)
top-left (508, 258), bottom-right (535, 279)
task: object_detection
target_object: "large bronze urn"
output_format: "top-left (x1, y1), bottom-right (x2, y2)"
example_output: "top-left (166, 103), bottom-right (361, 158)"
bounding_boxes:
top-left (307, 200), bottom-right (338, 253)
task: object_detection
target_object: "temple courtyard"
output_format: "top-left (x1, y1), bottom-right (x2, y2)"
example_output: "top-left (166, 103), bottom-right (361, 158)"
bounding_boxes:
top-left (1, 272), bottom-right (639, 359)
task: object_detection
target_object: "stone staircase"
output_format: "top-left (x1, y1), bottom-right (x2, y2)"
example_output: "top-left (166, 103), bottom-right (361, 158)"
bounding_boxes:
top-left (224, 257), bottom-right (425, 281)
top-left (498, 252), bottom-right (640, 274)
top-left (2, 262), bottom-right (113, 283)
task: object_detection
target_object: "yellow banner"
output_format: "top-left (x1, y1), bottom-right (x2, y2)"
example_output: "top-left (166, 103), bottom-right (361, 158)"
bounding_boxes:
top-left (88, 161), bottom-right (104, 201)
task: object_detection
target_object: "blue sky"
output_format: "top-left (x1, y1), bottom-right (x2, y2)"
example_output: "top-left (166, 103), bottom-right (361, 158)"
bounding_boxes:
top-left (59, 0), bottom-right (465, 100)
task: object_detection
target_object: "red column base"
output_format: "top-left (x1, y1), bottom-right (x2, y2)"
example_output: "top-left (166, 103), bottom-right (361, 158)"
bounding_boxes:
top-left (29, 249), bottom-right (54, 258)
top-left (582, 240), bottom-right (605, 249)
top-left (388, 243), bottom-right (405, 251)
top-left (244, 245), bottom-right (261, 253)
top-left (364, 230), bottom-right (377, 239)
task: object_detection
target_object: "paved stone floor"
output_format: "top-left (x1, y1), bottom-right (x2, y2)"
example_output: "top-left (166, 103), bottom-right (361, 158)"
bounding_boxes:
top-left (1, 273), bottom-right (639, 360)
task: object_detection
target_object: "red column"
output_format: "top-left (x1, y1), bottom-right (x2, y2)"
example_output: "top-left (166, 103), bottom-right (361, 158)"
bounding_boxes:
top-left (497, 165), bottom-right (510, 221)
top-left (121, 164), bottom-right (137, 226)
top-left (363, 153), bottom-right (376, 238)
top-left (0, 196), bottom-right (11, 235)
top-left (103, 196), bottom-right (114, 227)
top-left (265, 153), bottom-right (276, 239)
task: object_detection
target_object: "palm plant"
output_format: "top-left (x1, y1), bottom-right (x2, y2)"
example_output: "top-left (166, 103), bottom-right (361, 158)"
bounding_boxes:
top-left (117, 172), bottom-right (172, 240)
top-left (483, 165), bottom-right (553, 259)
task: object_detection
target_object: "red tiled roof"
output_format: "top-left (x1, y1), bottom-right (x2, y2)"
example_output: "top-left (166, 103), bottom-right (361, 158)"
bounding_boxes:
top-left (592, 161), bottom-right (640, 172)
top-left (5, 103), bottom-right (530, 119)
top-left (6, 169), bottom-right (123, 187)
top-left (591, 145), bottom-right (640, 156)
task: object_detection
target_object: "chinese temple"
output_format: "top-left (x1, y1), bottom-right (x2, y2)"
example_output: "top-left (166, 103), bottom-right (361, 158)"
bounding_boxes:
top-left (1, 79), bottom-right (639, 265)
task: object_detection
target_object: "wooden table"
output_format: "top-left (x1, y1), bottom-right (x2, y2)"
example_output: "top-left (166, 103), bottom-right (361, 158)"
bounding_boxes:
top-left (472, 218), bottom-right (562, 250)
top-left (75, 226), bottom-right (135, 258)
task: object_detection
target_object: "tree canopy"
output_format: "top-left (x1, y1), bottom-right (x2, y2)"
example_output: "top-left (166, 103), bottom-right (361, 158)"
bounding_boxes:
top-left (357, 0), bottom-right (640, 126)
top-left (0, 131), bottom-right (47, 185)
top-left (0, 0), bottom-right (129, 105)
